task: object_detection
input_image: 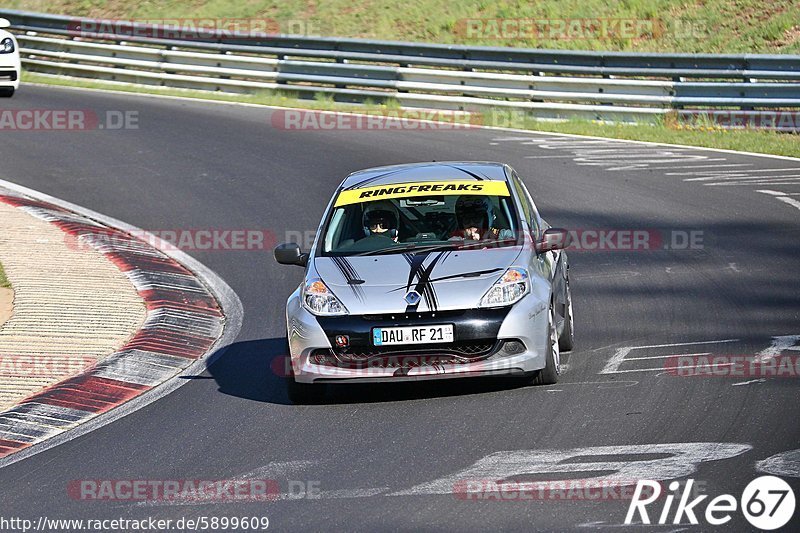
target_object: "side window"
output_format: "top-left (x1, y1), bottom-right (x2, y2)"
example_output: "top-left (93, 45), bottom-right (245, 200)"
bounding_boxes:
top-left (510, 172), bottom-right (539, 238)
top-left (513, 171), bottom-right (541, 239)
top-left (510, 173), bottom-right (532, 221)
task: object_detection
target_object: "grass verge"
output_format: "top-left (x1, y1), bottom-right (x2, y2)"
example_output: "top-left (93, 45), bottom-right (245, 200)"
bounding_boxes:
top-left (5, 0), bottom-right (800, 53)
top-left (22, 71), bottom-right (800, 159)
top-left (0, 261), bottom-right (10, 289)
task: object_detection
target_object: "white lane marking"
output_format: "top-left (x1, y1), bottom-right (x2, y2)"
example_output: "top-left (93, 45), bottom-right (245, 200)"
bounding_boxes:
top-left (136, 443), bottom-right (758, 505)
top-left (391, 443), bottom-right (752, 496)
top-left (775, 196), bottom-right (800, 211)
top-left (563, 147), bottom-right (690, 153)
top-left (313, 488), bottom-right (390, 499)
top-left (683, 173), bottom-right (798, 182)
top-left (705, 177), bottom-right (800, 185)
top-left (577, 157), bottom-right (713, 166)
top-left (638, 163), bottom-right (753, 171)
top-left (523, 155), bottom-right (581, 159)
top-left (623, 352), bottom-right (711, 362)
top-left (625, 339), bottom-right (739, 350)
top-left (601, 339), bottom-right (739, 375)
top-left (673, 167), bottom-right (800, 177)
top-left (504, 134), bottom-right (730, 172)
top-left (756, 449), bottom-right (800, 478)
top-left (755, 335), bottom-right (800, 363)
top-left (606, 363), bottom-right (737, 374)
top-left (757, 189), bottom-right (786, 196)
top-left (539, 380), bottom-right (640, 386)
top-left (576, 153), bottom-right (707, 161)
top-left (731, 379), bottom-right (765, 386)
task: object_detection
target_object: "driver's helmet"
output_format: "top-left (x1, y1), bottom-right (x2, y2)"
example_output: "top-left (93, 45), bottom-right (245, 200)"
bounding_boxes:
top-left (455, 195), bottom-right (494, 230)
top-left (362, 200), bottom-right (399, 238)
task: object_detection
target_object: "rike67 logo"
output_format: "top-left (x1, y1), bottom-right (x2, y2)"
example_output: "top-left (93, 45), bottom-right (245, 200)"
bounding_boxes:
top-left (626, 476), bottom-right (795, 530)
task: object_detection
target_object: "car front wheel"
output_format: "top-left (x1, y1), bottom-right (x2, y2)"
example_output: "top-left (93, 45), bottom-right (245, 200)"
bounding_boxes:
top-left (532, 300), bottom-right (560, 385)
top-left (558, 274), bottom-right (574, 351)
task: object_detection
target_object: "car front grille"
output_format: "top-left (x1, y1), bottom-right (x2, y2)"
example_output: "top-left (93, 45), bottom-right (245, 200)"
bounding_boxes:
top-left (310, 339), bottom-right (525, 369)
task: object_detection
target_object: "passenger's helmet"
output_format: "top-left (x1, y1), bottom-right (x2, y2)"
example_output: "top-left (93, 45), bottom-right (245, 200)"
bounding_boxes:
top-left (455, 195), bottom-right (494, 229)
top-left (362, 201), bottom-right (399, 238)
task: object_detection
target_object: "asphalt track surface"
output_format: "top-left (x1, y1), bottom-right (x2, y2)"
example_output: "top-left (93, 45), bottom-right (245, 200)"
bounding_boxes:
top-left (0, 85), bottom-right (799, 531)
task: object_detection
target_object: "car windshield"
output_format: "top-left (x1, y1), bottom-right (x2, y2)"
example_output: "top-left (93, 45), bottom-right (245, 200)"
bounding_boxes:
top-left (321, 181), bottom-right (520, 256)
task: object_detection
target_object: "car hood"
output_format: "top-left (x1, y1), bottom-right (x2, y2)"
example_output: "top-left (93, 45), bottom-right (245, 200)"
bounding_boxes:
top-left (314, 247), bottom-right (522, 314)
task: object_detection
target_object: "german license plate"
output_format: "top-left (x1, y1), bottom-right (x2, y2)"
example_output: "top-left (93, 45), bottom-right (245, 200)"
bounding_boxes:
top-left (372, 324), bottom-right (454, 346)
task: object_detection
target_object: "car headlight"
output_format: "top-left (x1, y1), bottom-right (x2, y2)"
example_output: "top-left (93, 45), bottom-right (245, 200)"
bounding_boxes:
top-left (0, 38), bottom-right (14, 54)
top-left (479, 267), bottom-right (529, 307)
top-left (302, 278), bottom-right (348, 316)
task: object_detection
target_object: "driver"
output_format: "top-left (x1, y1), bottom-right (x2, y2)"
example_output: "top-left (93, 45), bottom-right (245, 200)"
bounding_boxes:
top-left (362, 201), bottom-right (399, 242)
top-left (450, 195), bottom-right (513, 241)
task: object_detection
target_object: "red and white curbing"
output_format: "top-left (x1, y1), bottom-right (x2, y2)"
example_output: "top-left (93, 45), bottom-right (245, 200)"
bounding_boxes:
top-left (0, 193), bottom-right (226, 459)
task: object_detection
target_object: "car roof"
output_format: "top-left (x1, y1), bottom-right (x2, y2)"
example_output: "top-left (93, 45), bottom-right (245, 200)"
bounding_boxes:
top-left (340, 162), bottom-right (510, 189)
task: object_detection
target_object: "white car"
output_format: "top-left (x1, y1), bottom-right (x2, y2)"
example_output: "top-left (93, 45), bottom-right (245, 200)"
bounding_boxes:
top-left (0, 18), bottom-right (20, 97)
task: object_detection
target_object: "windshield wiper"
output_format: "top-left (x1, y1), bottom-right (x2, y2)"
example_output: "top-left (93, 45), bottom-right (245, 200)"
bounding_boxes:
top-left (352, 239), bottom-right (513, 257)
top-left (352, 243), bottom-right (420, 256)
top-left (353, 242), bottom-right (455, 256)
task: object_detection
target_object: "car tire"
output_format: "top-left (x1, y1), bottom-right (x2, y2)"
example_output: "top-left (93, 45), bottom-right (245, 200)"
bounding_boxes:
top-left (0, 88), bottom-right (14, 98)
top-left (558, 275), bottom-right (575, 352)
top-left (532, 299), bottom-right (560, 385)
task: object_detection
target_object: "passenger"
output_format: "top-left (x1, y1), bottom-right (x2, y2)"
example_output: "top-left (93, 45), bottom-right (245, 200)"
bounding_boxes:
top-left (450, 195), bottom-right (513, 241)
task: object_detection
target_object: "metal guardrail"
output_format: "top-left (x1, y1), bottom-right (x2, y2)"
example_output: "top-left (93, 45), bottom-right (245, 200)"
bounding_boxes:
top-left (3, 9), bottom-right (800, 126)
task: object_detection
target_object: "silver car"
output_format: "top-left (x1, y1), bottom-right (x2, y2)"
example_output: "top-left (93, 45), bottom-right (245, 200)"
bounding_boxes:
top-left (275, 162), bottom-right (573, 403)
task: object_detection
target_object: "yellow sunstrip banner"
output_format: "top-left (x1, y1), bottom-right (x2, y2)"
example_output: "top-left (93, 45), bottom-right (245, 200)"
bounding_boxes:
top-left (334, 180), bottom-right (510, 207)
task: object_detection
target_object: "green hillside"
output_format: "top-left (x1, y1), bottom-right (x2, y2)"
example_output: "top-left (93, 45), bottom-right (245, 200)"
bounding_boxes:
top-left (6, 0), bottom-right (800, 53)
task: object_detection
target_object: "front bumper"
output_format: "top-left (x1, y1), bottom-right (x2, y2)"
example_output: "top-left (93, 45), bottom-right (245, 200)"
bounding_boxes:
top-left (286, 285), bottom-right (551, 384)
top-left (0, 58), bottom-right (20, 89)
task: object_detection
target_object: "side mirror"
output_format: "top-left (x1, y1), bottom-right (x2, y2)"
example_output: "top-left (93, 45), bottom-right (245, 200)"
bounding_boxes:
top-left (536, 228), bottom-right (571, 253)
top-left (0, 18), bottom-right (11, 29)
top-left (274, 242), bottom-right (308, 267)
